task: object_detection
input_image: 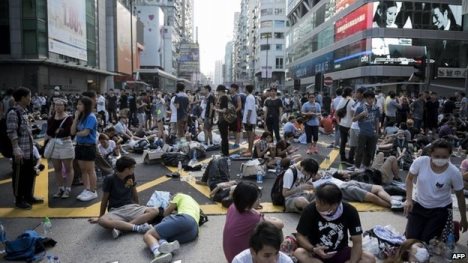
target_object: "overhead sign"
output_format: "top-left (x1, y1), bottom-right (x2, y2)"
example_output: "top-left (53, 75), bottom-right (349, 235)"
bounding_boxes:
top-left (437, 67), bottom-right (468, 78)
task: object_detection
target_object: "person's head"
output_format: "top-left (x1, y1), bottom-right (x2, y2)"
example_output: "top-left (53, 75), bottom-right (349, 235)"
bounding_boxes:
top-left (399, 122), bottom-right (408, 130)
top-left (459, 92), bottom-right (466, 99)
top-left (322, 112), bottom-right (329, 118)
top-left (429, 139), bottom-right (452, 167)
top-left (393, 239), bottom-right (429, 263)
top-left (343, 87), bottom-right (353, 98)
top-left (288, 116), bottom-right (296, 123)
top-left (269, 87), bottom-right (277, 97)
top-left (280, 157), bottom-right (291, 169)
top-left (308, 93), bottom-right (316, 103)
top-left (284, 131), bottom-right (294, 141)
top-left (98, 133), bottom-right (110, 148)
top-left (216, 85), bottom-right (227, 95)
top-left (115, 156), bottom-right (136, 176)
top-left (364, 90), bottom-right (375, 105)
top-left (431, 92), bottom-right (438, 101)
top-left (374, 1), bottom-right (399, 27)
top-left (232, 181), bottom-right (261, 213)
top-left (406, 119), bottom-right (414, 128)
top-left (230, 83), bottom-right (239, 94)
top-left (249, 221), bottom-right (284, 263)
top-left (315, 183), bottom-right (343, 216)
top-left (105, 126), bottom-right (116, 137)
top-left (335, 88), bottom-right (343, 96)
top-left (356, 87), bottom-right (366, 100)
top-left (53, 98), bottom-right (67, 113)
top-left (13, 87), bottom-right (31, 106)
top-left (299, 158), bottom-right (319, 178)
top-left (202, 85), bottom-right (211, 95)
top-left (77, 96), bottom-right (93, 118)
top-left (82, 91), bottom-right (97, 106)
top-left (432, 4), bottom-right (454, 30)
top-left (261, 131), bottom-right (273, 142)
top-left (246, 84), bottom-right (254, 94)
top-left (176, 82), bottom-right (185, 93)
top-left (389, 91), bottom-right (396, 99)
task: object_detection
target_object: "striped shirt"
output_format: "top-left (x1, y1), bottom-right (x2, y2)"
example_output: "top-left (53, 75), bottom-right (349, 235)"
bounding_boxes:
top-left (7, 106), bottom-right (33, 159)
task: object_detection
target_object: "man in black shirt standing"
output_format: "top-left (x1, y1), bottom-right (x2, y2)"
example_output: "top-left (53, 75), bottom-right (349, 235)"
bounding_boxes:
top-left (264, 87), bottom-right (283, 142)
top-left (202, 85), bottom-right (215, 145)
top-left (293, 184), bottom-right (376, 263)
top-left (106, 89), bottom-right (118, 124)
top-left (174, 83), bottom-right (190, 139)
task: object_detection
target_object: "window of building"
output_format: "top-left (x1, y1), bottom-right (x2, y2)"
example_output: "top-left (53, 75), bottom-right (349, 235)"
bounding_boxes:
top-left (260, 32), bottom-right (272, 39)
top-left (260, 44), bottom-right (270, 51)
top-left (275, 57), bottom-right (284, 69)
top-left (276, 44), bottom-right (283, 50)
top-left (274, 8), bottom-right (284, 15)
top-left (23, 30), bottom-right (37, 56)
top-left (260, 20), bottom-right (272, 28)
top-left (261, 8), bottom-right (273, 16)
top-left (274, 32), bottom-right (284, 39)
top-left (274, 20), bottom-right (285, 27)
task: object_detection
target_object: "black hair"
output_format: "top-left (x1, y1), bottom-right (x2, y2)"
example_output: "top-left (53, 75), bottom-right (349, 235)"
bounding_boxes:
top-left (115, 156), bottom-right (136, 172)
top-left (461, 92), bottom-right (466, 97)
top-left (364, 90), bottom-right (375, 98)
top-left (343, 87), bottom-right (353, 97)
top-left (430, 139), bottom-right (453, 154)
top-left (249, 221), bottom-right (283, 253)
top-left (176, 83), bottom-right (185, 92)
top-left (284, 131), bottom-right (294, 139)
top-left (13, 87), bottom-right (31, 102)
top-left (335, 88), bottom-right (343, 96)
top-left (261, 131), bottom-right (272, 139)
top-left (315, 183), bottom-right (343, 205)
top-left (246, 85), bottom-right (254, 94)
top-left (288, 116), bottom-right (296, 121)
top-left (78, 96), bottom-right (93, 123)
top-left (389, 91), bottom-right (396, 98)
top-left (82, 91), bottom-right (96, 99)
top-left (280, 158), bottom-right (291, 169)
top-left (356, 87), bottom-right (367, 94)
top-left (230, 83), bottom-right (239, 90)
top-left (233, 181), bottom-right (260, 213)
top-left (399, 122), bottom-right (408, 130)
top-left (203, 85), bottom-right (211, 92)
top-left (373, 1), bottom-right (398, 27)
top-left (300, 158), bottom-right (319, 176)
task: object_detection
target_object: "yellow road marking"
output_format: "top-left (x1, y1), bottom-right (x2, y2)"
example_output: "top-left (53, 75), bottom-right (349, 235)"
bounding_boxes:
top-left (320, 149), bottom-right (339, 170)
top-left (0, 178), bottom-right (12, 185)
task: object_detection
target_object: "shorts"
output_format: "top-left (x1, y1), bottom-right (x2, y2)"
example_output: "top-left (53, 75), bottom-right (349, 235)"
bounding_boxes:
top-left (137, 113), bottom-right (146, 125)
top-left (155, 214), bottom-right (199, 244)
top-left (49, 138), bottom-right (75, 160)
top-left (108, 204), bottom-right (150, 222)
top-left (243, 123), bottom-right (255, 132)
top-left (340, 181), bottom-right (373, 202)
top-left (284, 192), bottom-right (315, 213)
top-left (229, 115), bottom-right (242, 132)
top-left (321, 247), bottom-right (351, 263)
top-left (75, 144), bottom-right (96, 161)
top-left (204, 118), bottom-right (213, 130)
top-left (349, 128), bottom-right (359, 147)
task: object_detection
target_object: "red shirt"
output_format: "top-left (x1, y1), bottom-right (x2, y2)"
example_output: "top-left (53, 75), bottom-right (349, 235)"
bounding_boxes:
top-left (320, 117), bottom-right (334, 134)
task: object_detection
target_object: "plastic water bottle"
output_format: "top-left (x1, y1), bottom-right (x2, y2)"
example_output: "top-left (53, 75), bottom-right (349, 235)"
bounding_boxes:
top-left (177, 161), bottom-right (182, 174)
top-left (256, 170), bottom-right (264, 184)
top-left (275, 159), bottom-right (281, 174)
top-left (42, 217), bottom-right (52, 236)
top-left (0, 222), bottom-right (5, 253)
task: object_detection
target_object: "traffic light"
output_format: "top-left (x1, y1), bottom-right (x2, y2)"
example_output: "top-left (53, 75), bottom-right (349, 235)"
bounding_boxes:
top-left (413, 56), bottom-right (427, 81)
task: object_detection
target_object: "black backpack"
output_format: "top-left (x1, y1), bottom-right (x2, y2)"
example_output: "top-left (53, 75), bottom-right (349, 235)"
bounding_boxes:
top-left (0, 108), bottom-right (21, 158)
top-left (336, 99), bottom-right (350, 119)
top-left (271, 167), bottom-right (297, 206)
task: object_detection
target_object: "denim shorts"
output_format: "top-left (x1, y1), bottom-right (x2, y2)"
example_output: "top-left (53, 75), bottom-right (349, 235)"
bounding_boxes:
top-left (155, 214), bottom-right (198, 243)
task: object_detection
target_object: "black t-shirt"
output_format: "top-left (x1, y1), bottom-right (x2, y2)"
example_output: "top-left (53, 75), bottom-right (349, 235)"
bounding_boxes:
top-left (102, 174), bottom-right (137, 211)
top-left (120, 94), bottom-right (128, 109)
top-left (219, 95), bottom-right (229, 124)
top-left (174, 93), bottom-right (190, 120)
top-left (296, 202), bottom-right (362, 252)
top-left (205, 94), bottom-right (215, 119)
top-left (264, 98), bottom-right (283, 120)
top-left (443, 100), bottom-right (456, 114)
top-left (107, 95), bottom-right (118, 110)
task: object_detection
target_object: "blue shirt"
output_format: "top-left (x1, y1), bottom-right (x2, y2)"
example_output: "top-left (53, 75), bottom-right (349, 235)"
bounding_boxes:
top-left (356, 103), bottom-right (380, 136)
top-left (302, 102), bottom-right (321, 126)
top-left (76, 113), bottom-right (97, 144)
top-left (283, 122), bottom-right (297, 134)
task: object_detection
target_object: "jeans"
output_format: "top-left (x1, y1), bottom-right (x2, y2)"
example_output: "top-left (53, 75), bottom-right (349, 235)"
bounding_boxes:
top-left (334, 126), bottom-right (341, 146)
top-left (266, 117), bottom-right (281, 142)
top-left (218, 122), bottom-right (229, 156)
top-left (354, 133), bottom-right (378, 168)
top-left (339, 125), bottom-right (350, 160)
top-left (12, 158), bottom-right (36, 203)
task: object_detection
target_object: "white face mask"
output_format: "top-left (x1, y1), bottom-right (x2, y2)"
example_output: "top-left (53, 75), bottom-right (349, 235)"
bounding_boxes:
top-left (432, 158), bottom-right (449, 167)
top-left (414, 247), bottom-right (429, 262)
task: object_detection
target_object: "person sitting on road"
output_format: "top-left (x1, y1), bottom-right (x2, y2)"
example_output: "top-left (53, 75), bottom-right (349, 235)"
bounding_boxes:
top-left (293, 184), bottom-right (376, 263)
top-left (144, 193), bottom-right (200, 263)
top-left (371, 152), bottom-right (402, 184)
top-left (232, 221), bottom-right (293, 263)
top-left (114, 116), bottom-right (140, 143)
top-left (384, 239), bottom-right (430, 263)
top-left (319, 112), bottom-right (334, 135)
top-left (276, 132), bottom-right (301, 164)
top-left (283, 116), bottom-right (300, 138)
top-left (88, 156), bottom-right (158, 239)
top-left (98, 133), bottom-right (120, 159)
top-left (253, 131), bottom-right (273, 159)
top-left (223, 182), bottom-right (284, 263)
top-left (282, 158), bottom-right (319, 213)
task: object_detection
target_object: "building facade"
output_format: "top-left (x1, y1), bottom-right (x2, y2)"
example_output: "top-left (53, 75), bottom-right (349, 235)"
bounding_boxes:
top-left (214, 60), bottom-right (223, 85)
top-left (285, 0), bottom-right (468, 95)
top-left (224, 41), bottom-right (234, 85)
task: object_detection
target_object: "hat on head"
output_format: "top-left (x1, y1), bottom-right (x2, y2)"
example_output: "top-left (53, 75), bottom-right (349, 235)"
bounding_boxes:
top-left (216, 85), bottom-right (228, 92)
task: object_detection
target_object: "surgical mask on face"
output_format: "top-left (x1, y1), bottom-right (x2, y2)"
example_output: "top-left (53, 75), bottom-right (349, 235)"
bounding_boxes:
top-left (432, 158), bottom-right (449, 167)
top-left (319, 210), bottom-right (335, 217)
top-left (414, 247), bottom-right (429, 262)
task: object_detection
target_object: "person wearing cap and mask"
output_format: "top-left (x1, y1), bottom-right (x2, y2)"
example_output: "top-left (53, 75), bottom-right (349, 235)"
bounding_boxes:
top-left (404, 139), bottom-right (468, 243)
top-left (293, 184), bottom-right (376, 263)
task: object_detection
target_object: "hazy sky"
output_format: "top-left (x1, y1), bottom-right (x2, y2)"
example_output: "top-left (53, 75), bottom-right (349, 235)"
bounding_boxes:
top-left (194, 0), bottom-right (241, 75)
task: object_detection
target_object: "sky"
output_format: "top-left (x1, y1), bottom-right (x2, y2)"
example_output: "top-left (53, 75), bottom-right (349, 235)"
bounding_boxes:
top-left (194, 0), bottom-right (241, 75)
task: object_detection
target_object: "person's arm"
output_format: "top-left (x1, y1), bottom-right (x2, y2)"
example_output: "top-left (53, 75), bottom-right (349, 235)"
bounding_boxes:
top-left (163, 202), bottom-right (177, 217)
top-left (278, 99), bottom-right (283, 117)
top-left (349, 235), bottom-right (363, 263)
top-left (282, 183), bottom-right (313, 198)
top-left (235, 96), bottom-right (242, 112)
top-left (99, 192), bottom-right (109, 217)
top-left (455, 189), bottom-right (468, 232)
top-left (132, 187), bottom-right (139, 204)
top-left (263, 215), bottom-right (284, 229)
top-left (404, 172), bottom-right (416, 215)
top-left (296, 232), bottom-right (315, 252)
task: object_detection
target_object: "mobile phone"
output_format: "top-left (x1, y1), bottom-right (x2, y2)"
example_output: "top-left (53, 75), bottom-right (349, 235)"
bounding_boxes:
top-left (326, 251), bottom-right (337, 255)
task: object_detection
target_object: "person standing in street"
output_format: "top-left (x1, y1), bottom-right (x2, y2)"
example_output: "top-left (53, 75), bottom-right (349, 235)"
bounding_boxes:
top-left (215, 85), bottom-right (230, 156)
top-left (229, 84), bottom-right (243, 149)
top-left (202, 85), bottom-right (215, 146)
top-left (301, 93), bottom-right (321, 154)
top-left (7, 87), bottom-right (43, 209)
top-left (174, 83), bottom-right (190, 140)
top-left (331, 88), bottom-right (343, 148)
top-left (242, 85), bottom-right (257, 156)
top-left (410, 93), bottom-right (425, 131)
top-left (106, 89), bottom-right (118, 124)
top-left (336, 87), bottom-right (355, 163)
top-left (263, 87), bottom-right (283, 142)
top-left (348, 87), bottom-right (366, 167)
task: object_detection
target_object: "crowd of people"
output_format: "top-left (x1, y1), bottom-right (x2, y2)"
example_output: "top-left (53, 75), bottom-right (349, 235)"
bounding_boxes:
top-left (1, 83), bottom-right (468, 262)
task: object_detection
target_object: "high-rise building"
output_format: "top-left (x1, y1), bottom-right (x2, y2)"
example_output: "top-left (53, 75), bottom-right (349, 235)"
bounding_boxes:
top-left (286, 0), bottom-right (468, 95)
top-left (214, 60), bottom-right (224, 85)
top-left (224, 41), bottom-right (234, 85)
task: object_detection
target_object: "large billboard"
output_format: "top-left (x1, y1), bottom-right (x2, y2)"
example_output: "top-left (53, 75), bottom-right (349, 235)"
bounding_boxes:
top-left (47, 0), bottom-right (87, 61)
top-left (372, 1), bottom-right (462, 30)
top-left (335, 4), bottom-right (373, 41)
top-left (178, 43), bottom-right (200, 80)
top-left (137, 5), bottom-right (164, 67)
top-left (116, 2), bottom-right (137, 75)
top-left (336, 0), bottom-right (356, 14)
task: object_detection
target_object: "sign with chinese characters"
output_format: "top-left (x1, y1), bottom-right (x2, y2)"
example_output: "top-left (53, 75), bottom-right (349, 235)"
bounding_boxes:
top-left (335, 4), bottom-right (372, 41)
top-left (437, 68), bottom-right (468, 79)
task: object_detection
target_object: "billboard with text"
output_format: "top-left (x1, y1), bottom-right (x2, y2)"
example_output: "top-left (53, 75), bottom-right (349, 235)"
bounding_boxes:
top-left (47, 0), bottom-right (87, 61)
top-left (335, 4), bottom-right (373, 41)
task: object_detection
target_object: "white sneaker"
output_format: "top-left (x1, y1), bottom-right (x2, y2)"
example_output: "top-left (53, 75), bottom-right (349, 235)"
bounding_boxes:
top-left (76, 189), bottom-right (87, 200)
top-left (151, 253), bottom-right (172, 263)
top-left (158, 240), bottom-right (180, 254)
top-left (112, 228), bottom-right (121, 239)
top-left (78, 190), bottom-right (98, 202)
top-left (391, 195), bottom-right (404, 201)
top-left (391, 200), bottom-right (404, 210)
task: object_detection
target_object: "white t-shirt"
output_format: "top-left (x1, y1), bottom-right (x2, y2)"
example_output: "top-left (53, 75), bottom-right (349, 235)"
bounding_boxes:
top-left (232, 249), bottom-right (293, 263)
top-left (97, 95), bottom-right (106, 112)
top-left (332, 96), bottom-right (342, 111)
top-left (350, 100), bottom-right (362, 130)
top-left (283, 166), bottom-right (307, 190)
top-left (170, 96), bottom-right (177, 123)
top-left (337, 98), bottom-right (355, 128)
top-left (312, 176), bottom-right (345, 188)
top-left (243, 94), bottom-right (257, 124)
top-left (409, 156), bottom-right (463, 209)
top-left (98, 140), bottom-right (116, 156)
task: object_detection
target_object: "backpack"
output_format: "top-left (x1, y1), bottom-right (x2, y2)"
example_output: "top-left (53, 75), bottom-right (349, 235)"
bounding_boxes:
top-left (336, 99), bottom-right (350, 119)
top-left (271, 167), bottom-right (298, 206)
top-left (4, 230), bottom-right (48, 262)
top-left (223, 96), bottom-right (237, 124)
top-left (0, 108), bottom-right (21, 158)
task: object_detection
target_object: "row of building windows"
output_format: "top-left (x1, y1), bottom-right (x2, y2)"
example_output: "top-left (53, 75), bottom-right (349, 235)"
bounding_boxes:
top-left (261, 8), bottom-right (284, 16)
top-left (260, 44), bottom-right (283, 51)
top-left (260, 32), bottom-right (285, 39)
top-left (260, 20), bottom-right (286, 28)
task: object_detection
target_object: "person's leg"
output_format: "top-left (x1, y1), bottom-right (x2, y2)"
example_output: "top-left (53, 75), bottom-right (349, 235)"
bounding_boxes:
top-left (78, 160), bottom-right (90, 190)
top-left (363, 192), bottom-right (391, 208)
top-left (219, 123), bottom-right (229, 156)
top-left (293, 248), bottom-right (323, 263)
top-left (355, 134), bottom-right (366, 168)
top-left (405, 202), bottom-right (427, 240)
top-left (22, 159), bottom-right (37, 202)
top-left (273, 119), bottom-right (281, 142)
top-left (312, 126), bottom-right (319, 152)
top-left (339, 126), bottom-right (349, 161)
top-left (266, 118), bottom-right (273, 134)
top-left (52, 159), bottom-right (65, 193)
top-left (84, 161), bottom-right (97, 192)
top-left (305, 124), bottom-right (313, 153)
top-left (334, 125), bottom-right (340, 146)
top-left (420, 207), bottom-right (450, 243)
top-left (370, 185), bottom-right (392, 204)
top-left (129, 207), bottom-right (159, 225)
top-left (365, 135), bottom-right (378, 167)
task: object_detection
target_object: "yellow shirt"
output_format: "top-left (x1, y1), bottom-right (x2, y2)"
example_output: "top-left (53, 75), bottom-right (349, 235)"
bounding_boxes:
top-left (171, 193), bottom-right (200, 224)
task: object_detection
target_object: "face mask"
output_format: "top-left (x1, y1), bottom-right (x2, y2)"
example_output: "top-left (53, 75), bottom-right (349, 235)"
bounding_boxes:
top-left (432, 158), bottom-right (449, 167)
top-left (318, 203), bottom-right (343, 221)
top-left (414, 247), bottom-right (429, 262)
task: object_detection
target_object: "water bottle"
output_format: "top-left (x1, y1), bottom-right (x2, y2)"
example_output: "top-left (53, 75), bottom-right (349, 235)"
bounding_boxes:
top-left (177, 161), bottom-right (182, 174)
top-left (47, 255), bottom-right (53, 263)
top-left (192, 150), bottom-right (197, 161)
top-left (0, 222), bottom-right (5, 254)
top-left (42, 217), bottom-right (52, 236)
top-left (256, 170), bottom-right (264, 184)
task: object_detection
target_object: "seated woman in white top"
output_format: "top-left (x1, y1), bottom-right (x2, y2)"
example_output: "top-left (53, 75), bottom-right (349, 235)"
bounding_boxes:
top-left (98, 133), bottom-right (120, 158)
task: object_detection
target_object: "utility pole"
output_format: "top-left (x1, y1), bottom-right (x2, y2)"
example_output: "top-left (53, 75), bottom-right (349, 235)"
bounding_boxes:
top-left (130, 0), bottom-right (134, 78)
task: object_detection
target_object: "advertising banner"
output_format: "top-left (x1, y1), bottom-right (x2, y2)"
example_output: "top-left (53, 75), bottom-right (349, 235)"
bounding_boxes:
top-left (116, 2), bottom-right (136, 75)
top-left (335, 4), bottom-right (372, 41)
top-left (336, 0), bottom-right (356, 14)
top-left (289, 52), bottom-right (334, 79)
top-left (437, 68), bottom-right (467, 78)
top-left (47, 0), bottom-right (87, 61)
top-left (179, 43), bottom-right (200, 63)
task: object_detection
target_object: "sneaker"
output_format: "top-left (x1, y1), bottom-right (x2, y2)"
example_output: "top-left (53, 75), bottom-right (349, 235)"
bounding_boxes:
top-left (136, 223), bottom-right (151, 234)
top-left (158, 240), bottom-right (180, 254)
top-left (76, 189), bottom-right (87, 200)
top-left (390, 200), bottom-right (404, 211)
top-left (346, 165), bottom-right (356, 171)
top-left (151, 253), bottom-right (172, 263)
top-left (112, 228), bottom-right (121, 239)
top-left (78, 190), bottom-right (98, 202)
top-left (53, 188), bottom-right (64, 198)
top-left (327, 144), bottom-right (334, 148)
top-left (15, 201), bottom-right (32, 210)
top-left (391, 195), bottom-right (404, 202)
top-left (61, 189), bottom-right (70, 199)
